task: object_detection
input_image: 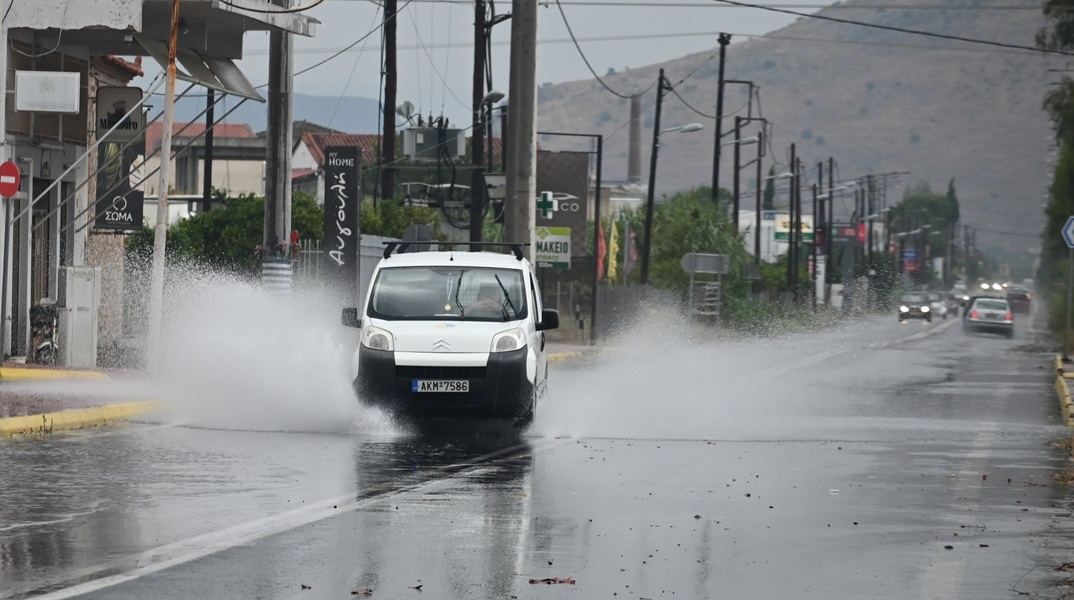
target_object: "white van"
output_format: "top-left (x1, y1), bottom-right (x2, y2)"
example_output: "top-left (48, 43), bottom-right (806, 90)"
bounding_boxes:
top-left (340, 242), bottom-right (559, 426)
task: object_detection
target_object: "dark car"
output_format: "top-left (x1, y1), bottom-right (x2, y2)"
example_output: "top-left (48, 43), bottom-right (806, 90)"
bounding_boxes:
top-left (963, 296), bottom-right (1014, 338)
top-left (898, 292), bottom-right (932, 322)
top-left (1006, 287), bottom-right (1031, 314)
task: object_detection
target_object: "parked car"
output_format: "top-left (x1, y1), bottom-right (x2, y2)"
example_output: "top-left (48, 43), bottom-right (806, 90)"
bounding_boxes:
top-left (926, 292), bottom-right (949, 320)
top-left (1006, 287), bottom-right (1032, 314)
top-left (340, 242), bottom-right (559, 428)
top-left (898, 292), bottom-right (932, 322)
top-left (963, 296), bottom-right (1014, 338)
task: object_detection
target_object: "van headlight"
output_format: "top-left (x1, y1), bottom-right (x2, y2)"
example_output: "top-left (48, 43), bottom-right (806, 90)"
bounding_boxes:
top-left (361, 326), bottom-right (394, 351)
top-left (899, 305), bottom-right (910, 313)
top-left (920, 305), bottom-right (930, 312)
top-left (491, 327), bottom-right (527, 353)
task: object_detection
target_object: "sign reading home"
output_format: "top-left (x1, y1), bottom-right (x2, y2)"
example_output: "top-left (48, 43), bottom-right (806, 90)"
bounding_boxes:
top-left (96, 87), bottom-right (145, 143)
top-left (94, 191), bottom-right (144, 230)
top-left (535, 226), bottom-right (571, 270)
top-left (323, 146), bottom-right (361, 297)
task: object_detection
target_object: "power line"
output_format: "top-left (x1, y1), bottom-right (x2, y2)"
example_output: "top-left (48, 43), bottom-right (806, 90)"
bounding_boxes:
top-left (553, 0), bottom-right (655, 99)
top-left (218, 0), bottom-right (326, 13)
top-left (711, 0), bottom-right (1074, 57)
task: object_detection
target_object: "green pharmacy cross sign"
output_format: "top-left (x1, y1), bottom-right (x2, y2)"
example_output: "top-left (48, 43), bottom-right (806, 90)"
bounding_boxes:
top-left (536, 191), bottom-right (557, 219)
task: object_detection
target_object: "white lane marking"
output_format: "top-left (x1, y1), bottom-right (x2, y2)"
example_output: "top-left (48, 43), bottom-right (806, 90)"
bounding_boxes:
top-left (870, 317), bottom-right (957, 349)
top-left (12, 437), bottom-right (569, 600)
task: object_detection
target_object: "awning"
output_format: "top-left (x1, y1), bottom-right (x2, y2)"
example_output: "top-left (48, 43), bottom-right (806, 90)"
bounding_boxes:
top-left (136, 34), bottom-right (264, 102)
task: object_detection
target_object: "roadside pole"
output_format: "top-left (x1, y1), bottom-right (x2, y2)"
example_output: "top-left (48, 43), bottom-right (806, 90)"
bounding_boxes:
top-left (1067, 246), bottom-right (1072, 360)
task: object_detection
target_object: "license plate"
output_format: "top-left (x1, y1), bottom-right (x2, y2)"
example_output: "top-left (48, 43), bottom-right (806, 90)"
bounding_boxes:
top-left (412, 379), bottom-right (469, 393)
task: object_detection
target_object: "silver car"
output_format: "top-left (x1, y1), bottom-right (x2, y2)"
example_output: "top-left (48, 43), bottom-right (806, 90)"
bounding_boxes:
top-left (962, 296), bottom-right (1013, 338)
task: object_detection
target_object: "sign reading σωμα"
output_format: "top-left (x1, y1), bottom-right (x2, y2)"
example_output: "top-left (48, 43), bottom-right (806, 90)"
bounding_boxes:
top-left (535, 226), bottom-right (571, 270)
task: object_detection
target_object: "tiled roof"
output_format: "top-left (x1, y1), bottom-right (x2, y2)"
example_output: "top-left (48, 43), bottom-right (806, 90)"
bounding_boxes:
top-left (103, 56), bottom-right (143, 77)
top-left (145, 121), bottom-right (257, 154)
top-left (291, 168), bottom-right (316, 180)
top-left (299, 132), bottom-right (381, 168)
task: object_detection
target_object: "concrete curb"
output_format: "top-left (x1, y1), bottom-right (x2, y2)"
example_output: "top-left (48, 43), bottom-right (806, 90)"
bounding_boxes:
top-left (0, 401), bottom-right (164, 437)
top-left (1054, 355), bottom-right (1074, 428)
top-left (548, 352), bottom-right (584, 363)
top-left (0, 367), bottom-right (110, 381)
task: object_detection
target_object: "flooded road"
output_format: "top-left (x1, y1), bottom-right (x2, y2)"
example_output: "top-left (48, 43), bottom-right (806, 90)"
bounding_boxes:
top-left (1, 309), bottom-right (1070, 599)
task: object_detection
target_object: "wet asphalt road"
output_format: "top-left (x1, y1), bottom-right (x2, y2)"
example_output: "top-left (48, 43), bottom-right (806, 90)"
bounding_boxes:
top-left (1, 307), bottom-right (1072, 599)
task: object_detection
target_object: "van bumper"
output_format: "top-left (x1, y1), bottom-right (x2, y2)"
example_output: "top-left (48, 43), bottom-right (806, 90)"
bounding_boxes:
top-left (354, 346), bottom-right (533, 420)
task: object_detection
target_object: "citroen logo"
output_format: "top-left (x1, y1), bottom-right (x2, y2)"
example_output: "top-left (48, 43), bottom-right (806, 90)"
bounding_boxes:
top-left (432, 339), bottom-right (452, 351)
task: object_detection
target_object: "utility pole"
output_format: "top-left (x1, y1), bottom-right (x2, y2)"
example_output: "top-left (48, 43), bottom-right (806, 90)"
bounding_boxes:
top-left (505, 0), bottom-right (537, 259)
top-left (640, 69), bottom-right (666, 285)
top-left (264, 1), bottom-right (293, 251)
top-left (202, 89), bottom-right (214, 213)
top-left (148, 0), bottom-right (181, 369)
top-left (732, 115), bottom-right (742, 231)
top-left (753, 127), bottom-right (763, 264)
top-left (470, 0), bottom-right (486, 244)
top-left (786, 142), bottom-right (796, 303)
top-left (710, 33), bottom-right (731, 206)
top-left (826, 156), bottom-right (834, 304)
top-left (381, 0), bottom-right (398, 203)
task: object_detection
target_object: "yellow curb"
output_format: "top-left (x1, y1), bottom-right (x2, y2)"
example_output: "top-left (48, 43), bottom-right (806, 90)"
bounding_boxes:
top-left (1057, 374), bottom-right (1074, 429)
top-left (0, 401), bottom-right (164, 437)
top-left (548, 352), bottom-right (583, 363)
top-left (0, 367), bottom-right (110, 381)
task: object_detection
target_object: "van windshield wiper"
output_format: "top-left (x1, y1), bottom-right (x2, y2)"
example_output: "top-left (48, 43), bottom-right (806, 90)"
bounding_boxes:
top-left (494, 275), bottom-right (517, 321)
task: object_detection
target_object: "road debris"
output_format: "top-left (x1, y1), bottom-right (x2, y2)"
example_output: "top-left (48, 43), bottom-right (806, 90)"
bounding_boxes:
top-left (529, 577), bottom-right (576, 585)
top-left (351, 590), bottom-right (373, 596)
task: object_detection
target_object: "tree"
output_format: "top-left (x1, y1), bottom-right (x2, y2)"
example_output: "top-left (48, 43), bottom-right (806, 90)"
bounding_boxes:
top-left (126, 191), bottom-right (325, 275)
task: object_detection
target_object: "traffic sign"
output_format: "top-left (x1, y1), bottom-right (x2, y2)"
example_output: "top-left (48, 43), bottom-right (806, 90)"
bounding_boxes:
top-left (0, 160), bottom-right (20, 198)
top-left (1063, 216), bottom-right (1074, 249)
top-left (680, 252), bottom-right (729, 275)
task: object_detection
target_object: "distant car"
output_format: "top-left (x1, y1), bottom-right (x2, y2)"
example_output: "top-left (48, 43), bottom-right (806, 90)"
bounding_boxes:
top-left (963, 296), bottom-right (1014, 338)
top-left (1006, 287), bottom-right (1032, 314)
top-left (926, 292), bottom-right (949, 320)
top-left (898, 292), bottom-right (932, 322)
top-left (942, 292), bottom-right (960, 317)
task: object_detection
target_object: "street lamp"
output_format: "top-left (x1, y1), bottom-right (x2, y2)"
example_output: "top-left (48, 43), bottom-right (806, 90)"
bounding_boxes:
top-left (471, 89), bottom-right (505, 244)
top-left (640, 114), bottom-right (703, 284)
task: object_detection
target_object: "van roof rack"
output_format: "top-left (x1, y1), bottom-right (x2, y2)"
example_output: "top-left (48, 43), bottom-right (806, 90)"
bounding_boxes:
top-left (383, 241), bottom-right (530, 260)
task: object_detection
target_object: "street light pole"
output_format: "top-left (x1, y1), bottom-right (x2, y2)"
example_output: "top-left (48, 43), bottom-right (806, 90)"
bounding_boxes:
top-left (787, 143), bottom-right (796, 303)
top-left (641, 69), bottom-right (666, 285)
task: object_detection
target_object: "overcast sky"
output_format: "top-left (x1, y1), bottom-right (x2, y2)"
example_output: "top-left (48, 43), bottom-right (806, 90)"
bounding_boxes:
top-left (137, 0), bottom-right (825, 128)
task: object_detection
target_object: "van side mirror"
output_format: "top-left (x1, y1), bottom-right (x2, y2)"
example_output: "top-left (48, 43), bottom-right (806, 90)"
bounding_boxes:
top-left (536, 308), bottom-right (559, 331)
top-left (341, 307), bottom-right (362, 328)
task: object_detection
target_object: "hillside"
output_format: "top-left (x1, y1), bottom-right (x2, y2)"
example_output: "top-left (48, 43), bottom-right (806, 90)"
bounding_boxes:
top-left (535, 0), bottom-right (1058, 254)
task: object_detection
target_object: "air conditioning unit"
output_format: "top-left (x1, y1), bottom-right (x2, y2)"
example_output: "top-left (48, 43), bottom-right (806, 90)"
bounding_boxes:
top-left (403, 127), bottom-right (465, 162)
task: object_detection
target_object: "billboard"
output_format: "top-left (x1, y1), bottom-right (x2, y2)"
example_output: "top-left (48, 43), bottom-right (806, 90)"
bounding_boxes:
top-left (536, 151), bottom-right (589, 258)
top-left (323, 146), bottom-right (361, 298)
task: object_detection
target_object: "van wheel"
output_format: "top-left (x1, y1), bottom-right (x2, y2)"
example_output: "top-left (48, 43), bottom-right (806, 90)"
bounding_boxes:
top-left (514, 387), bottom-right (537, 430)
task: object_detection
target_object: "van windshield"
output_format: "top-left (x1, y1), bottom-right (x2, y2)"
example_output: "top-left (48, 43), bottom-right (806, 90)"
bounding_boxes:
top-left (368, 266), bottom-right (528, 322)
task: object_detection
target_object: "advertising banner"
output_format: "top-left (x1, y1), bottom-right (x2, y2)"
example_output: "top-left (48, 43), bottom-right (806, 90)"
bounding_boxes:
top-left (323, 146), bottom-right (361, 298)
top-left (535, 226), bottom-right (571, 269)
top-left (94, 190), bottom-right (144, 230)
top-left (96, 87), bottom-right (145, 143)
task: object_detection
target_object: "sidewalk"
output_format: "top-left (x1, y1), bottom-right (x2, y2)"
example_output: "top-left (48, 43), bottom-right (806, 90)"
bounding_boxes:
top-left (0, 362), bottom-right (160, 436)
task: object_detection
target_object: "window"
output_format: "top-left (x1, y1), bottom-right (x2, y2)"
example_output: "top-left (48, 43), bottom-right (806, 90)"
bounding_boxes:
top-left (368, 266), bottom-right (527, 322)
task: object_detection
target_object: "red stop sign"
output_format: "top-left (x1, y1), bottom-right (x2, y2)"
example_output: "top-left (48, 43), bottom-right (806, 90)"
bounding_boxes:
top-left (0, 160), bottom-right (21, 198)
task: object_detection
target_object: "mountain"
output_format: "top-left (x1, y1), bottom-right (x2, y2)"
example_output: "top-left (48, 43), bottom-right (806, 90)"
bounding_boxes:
top-left (534, 0), bottom-right (1057, 254)
top-left (165, 92), bottom-right (382, 134)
